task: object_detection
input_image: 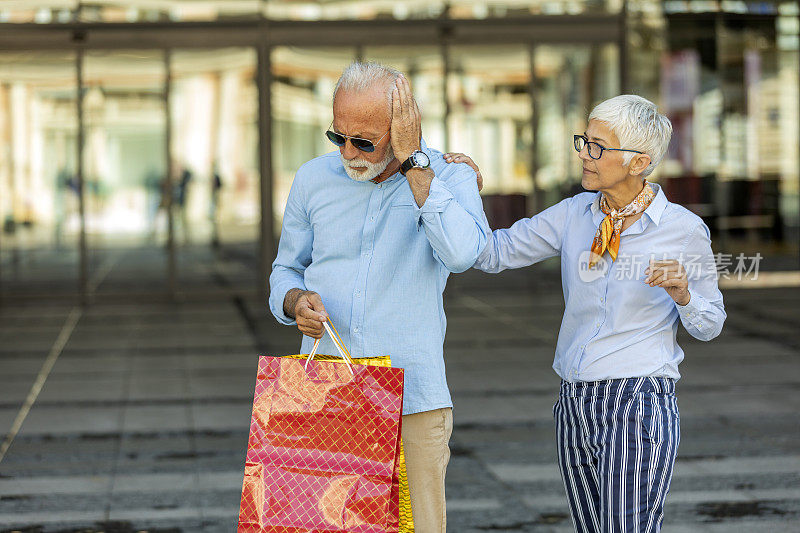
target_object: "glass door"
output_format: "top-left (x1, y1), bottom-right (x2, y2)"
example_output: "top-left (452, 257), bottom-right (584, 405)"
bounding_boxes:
top-left (0, 51), bottom-right (79, 298)
top-left (170, 47), bottom-right (260, 293)
top-left (82, 49), bottom-right (168, 296)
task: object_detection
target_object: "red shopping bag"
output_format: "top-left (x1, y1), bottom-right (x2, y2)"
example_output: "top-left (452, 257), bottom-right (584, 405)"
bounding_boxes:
top-left (238, 322), bottom-right (405, 533)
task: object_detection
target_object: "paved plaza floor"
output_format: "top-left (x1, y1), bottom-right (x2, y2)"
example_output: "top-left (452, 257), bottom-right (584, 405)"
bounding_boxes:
top-left (0, 257), bottom-right (798, 532)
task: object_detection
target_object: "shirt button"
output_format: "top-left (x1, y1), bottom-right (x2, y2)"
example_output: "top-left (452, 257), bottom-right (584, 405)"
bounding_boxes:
top-left (370, 216), bottom-right (375, 221)
top-left (378, 184), bottom-right (382, 189)
top-left (354, 327), bottom-right (360, 333)
top-left (355, 290), bottom-right (361, 297)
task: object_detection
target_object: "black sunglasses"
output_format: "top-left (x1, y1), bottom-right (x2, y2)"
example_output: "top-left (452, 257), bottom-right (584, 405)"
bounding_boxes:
top-left (325, 126), bottom-right (390, 153)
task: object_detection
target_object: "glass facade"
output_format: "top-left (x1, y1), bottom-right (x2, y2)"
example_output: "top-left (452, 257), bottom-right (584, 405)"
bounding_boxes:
top-left (627, 0), bottom-right (800, 253)
top-left (0, 1), bottom-right (262, 23)
top-left (0, 1), bottom-right (623, 23)
top-left (0, 47), bottom-right (260, 296)
top-left (81, 50), bottom-right (167, 294)
top-left (447, 45), bottom-right (530, 196)
top-left (534, 44), bottom-right (620, 208)
top-left (170, 48), bottom-right (260, 292)
top-left (0, 0), bottom-right (791, 22)
top-left (0, 1), bottom-right (797, 298)
top-left (0, 50), bottom-right (79, 296)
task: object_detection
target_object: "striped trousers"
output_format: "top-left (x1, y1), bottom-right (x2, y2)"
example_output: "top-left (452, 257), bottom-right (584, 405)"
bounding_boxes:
top-left (554, 377), bottom-right (680, 533)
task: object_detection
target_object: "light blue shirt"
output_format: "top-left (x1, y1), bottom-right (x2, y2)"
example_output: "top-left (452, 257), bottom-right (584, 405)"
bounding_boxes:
top-left (269, 142), bottom-right (489, 415)
top-left (474, 183), bottom-right (726, 382)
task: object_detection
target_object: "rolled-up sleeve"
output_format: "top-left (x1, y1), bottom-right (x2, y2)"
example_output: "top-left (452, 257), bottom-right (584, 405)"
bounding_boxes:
top-left (474, 196), bottom-right (572, 274)
top-left (268, 175), bottom-right (311, 325)
top-left (412, 164), bottom-right (490, 273)
top-left (676, 222), bottom-right (726, 341)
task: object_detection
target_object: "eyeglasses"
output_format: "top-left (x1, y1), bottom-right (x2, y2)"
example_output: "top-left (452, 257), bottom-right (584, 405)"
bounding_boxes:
top-left (573, 135), bottom-right (643, 160)
top-left (325, 124), bottom-right (390, 153)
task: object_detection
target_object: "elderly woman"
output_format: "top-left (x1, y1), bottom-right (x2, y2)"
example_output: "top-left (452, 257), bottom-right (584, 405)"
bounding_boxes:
top-left (446, 95), bottom-right (726, 532)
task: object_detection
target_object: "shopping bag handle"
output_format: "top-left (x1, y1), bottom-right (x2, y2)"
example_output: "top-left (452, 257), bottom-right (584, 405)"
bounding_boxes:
top-left (305, 320), bottom-right (355, 375)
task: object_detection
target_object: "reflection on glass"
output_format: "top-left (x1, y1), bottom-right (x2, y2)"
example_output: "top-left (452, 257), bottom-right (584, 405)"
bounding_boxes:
top-left (263, 0), bottom-right (445, 21)
top-left (171, 48), bottom-right (260, 290)
top-left (448, 45), bottom-right (531, 196)
top-left (0, 51), bottom-right (78, 296)
top-left (171, 48), bottom-right (259, 244)
top-left (77, 1), bottom-right (261, 22)
top-left (83, 51), bottom-right (164, 242)
top-left (534, 44), bottom-right (619, 204)
top-left (0, 1), bottom-right (76, 23)
top-left (0, 1), bottom-right (264, 23)
top-left (657, 5), bottom-right (798, 244)
top-left (83, 50), bottom-right (167, 292)
top-left (662, 1), bottom-right (783, 15)
top-left (448, 0), bottom-right (623, 18)
top-left (0, 0), bottom-right (631, 23)
top-left (0, 0), bottom-right (796, 280)
top-left (777, 1), bottom-right (799, 229)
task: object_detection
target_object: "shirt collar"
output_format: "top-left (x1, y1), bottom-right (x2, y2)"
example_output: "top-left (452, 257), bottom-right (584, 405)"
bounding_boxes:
top-left (644, 183), bottom-right (667, 226)
top-left (585, 192), bottom-right (600, 215)
top-left (584, 182), bottom-right (668, 227)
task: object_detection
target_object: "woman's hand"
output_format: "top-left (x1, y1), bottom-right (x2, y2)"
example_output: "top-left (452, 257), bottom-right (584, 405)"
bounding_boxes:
top-left (444, 152), bottom-right (483, 192)
top-left (645, 259), bottom-right (691, 306)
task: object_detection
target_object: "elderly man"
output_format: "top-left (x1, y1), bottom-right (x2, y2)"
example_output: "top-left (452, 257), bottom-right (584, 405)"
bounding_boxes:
top-left (447, 95), bottom-right (726, 532)
top-left (268, 62), bottom-right (488, 532)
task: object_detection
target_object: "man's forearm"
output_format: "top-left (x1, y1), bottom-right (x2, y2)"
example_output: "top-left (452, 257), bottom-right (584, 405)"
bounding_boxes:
top-left (282, 288), bottom-right (304, 319)
top-left (406, 167), bottom-right (434, 207)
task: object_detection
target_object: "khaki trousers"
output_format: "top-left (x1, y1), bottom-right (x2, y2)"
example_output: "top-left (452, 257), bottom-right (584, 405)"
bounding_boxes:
top-left (401, 407), bottom-right (453, 533)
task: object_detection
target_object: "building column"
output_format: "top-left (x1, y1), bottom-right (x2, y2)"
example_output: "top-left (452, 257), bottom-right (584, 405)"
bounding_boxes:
top-left (257, 42), bottom-right (275, 299)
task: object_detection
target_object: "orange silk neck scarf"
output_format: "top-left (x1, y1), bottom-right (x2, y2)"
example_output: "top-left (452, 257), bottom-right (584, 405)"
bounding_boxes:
top-left (588, 181), bottom-right (656, 268)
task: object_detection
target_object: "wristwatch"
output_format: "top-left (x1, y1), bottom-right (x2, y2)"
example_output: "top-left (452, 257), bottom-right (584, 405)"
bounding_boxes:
top-left (400, 150), bottom-right (431, 176)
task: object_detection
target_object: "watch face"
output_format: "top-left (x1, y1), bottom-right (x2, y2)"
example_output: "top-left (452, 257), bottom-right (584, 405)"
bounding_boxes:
top-left (413, 151), bottom-right (430, 168)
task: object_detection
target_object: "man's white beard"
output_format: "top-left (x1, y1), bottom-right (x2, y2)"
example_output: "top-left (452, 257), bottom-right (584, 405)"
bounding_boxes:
top-left (341, 146), bottom-right (395, 182)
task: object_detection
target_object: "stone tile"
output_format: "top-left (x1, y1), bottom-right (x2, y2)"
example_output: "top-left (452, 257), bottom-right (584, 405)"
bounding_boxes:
top-left (0, 381), bottom-right (33, 405)
top-left (122, 405), bottom-right (191, 433)
top-left (190, 403), bottom-right (252, 432)
top-left (0, 356), bottom-right (48, 376)
top-left (0, 510), bottom-right (107, 527)
top-left (1, 266), bottom-right (799, 532)
top-left (111, 472), bottom-right (198, 494)
top-left (187, 375), bottom-right (256, 399)
top-left (127, 377), bottom-right (188, 401)
top-left (0, 475), bottom-right (112, 496)
top-left (37, 377), bottom-right (127, 403)
top-left (17, 405), bottom-right (122, 437)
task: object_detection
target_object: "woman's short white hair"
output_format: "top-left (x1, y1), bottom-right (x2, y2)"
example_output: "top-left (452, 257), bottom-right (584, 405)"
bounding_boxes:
top-left (588, 95), bottom-right (672, 178)
top-left (333, 61), bottom-right (402, 107)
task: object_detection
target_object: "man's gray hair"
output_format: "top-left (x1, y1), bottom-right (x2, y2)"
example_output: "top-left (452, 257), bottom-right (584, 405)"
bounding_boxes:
top-left (333, 61), bottom-right (402, 105)
top-left (588, 94), bottom-right (672, 178)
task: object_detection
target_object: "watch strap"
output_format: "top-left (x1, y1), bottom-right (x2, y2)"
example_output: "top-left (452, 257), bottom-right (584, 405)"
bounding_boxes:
top-left (400, 150), bottom-right (428, 176)
top-left (400, 157), bottom-right (415, 175)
